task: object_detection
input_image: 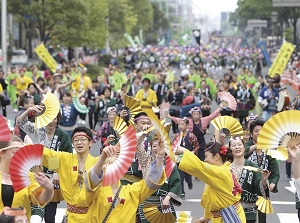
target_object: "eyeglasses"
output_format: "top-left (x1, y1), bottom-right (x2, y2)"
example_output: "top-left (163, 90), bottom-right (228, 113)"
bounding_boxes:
top-left (73, 138), bottom-right (89, 144)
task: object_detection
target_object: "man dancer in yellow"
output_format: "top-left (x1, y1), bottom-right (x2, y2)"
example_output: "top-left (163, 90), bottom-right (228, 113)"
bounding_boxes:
top-left (84, 136), bottom-right (166, 223)
top-left (42, 126), bottom-right (98, 223)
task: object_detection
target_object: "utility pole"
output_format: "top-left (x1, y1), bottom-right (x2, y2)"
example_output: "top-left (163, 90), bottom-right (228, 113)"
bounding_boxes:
top-left (1, 0), bottom-right (8, 75)
top-left (105, 3), bottom-right (110, 54)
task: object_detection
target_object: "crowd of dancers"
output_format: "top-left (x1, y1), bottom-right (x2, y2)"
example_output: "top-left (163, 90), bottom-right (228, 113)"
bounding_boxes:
top-left (0, 41), bottom-right (299, 223)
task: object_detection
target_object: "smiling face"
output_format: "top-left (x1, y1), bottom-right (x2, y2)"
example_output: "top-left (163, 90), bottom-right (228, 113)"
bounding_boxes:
top-left (229, 138), bottom-right (245, 158)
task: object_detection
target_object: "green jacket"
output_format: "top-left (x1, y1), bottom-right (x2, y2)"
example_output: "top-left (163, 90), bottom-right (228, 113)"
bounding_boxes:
top-left (246, 139), bottom-right (280, 193)
top-left (239, 160), bottom-right (264, 221)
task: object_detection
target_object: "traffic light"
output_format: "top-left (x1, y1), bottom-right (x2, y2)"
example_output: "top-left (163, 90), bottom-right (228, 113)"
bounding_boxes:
top-left (193, 29), bottom-right (201, 45)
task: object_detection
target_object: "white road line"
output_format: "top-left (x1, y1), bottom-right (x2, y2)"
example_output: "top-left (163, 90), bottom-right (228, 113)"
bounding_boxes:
top-left (277, 213), bottom-right (298, 222)
top-left (185, 199), bottom-right (295, 205)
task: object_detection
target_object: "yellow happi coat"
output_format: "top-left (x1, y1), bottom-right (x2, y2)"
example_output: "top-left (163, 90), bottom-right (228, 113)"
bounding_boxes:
top-left (0, 173), bottom-right (50, 219)
top-left (42, 148), bottom-right (98, 223)
top-left (84, 169), bottom-right (166, 223)
top-left (179, 150), bottom-right (246, 223)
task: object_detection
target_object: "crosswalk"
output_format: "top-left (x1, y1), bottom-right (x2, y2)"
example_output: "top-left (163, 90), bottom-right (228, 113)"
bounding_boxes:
top-left (51, 208), bottom-right (298, 223)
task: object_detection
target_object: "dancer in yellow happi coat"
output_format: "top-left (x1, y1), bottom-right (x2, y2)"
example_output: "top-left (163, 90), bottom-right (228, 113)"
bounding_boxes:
top-left (84, 138), bottom-right (166, 223)
top-left (42, 126), bottom-right (98, 223)
top-left (176, 142), bottom-right (246, 223)
top-left (1, 135), bottom-right (54, 220)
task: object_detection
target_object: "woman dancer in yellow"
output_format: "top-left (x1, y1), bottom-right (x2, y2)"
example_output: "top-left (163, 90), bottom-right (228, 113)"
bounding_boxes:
top-left (1, 135), bottom-right (54, 220)
top-left (176, 142), bottom-right (246, 223)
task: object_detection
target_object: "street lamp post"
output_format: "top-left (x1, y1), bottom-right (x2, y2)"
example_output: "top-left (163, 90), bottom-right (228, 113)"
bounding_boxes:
top-left (1, 0), bottom-right (8, 75)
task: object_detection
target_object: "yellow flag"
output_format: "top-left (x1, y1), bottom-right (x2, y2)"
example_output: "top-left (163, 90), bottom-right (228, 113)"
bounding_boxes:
top-left (34, 43), bottom-right (58, 73)
top-left (268, 41), bottom-right (295, 77)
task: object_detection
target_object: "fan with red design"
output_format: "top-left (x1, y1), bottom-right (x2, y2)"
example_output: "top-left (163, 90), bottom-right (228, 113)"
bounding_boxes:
top-left (0, 115), bottom-right (11, 142)
top-left (103, 125), bottom-right (137, 186)
top-left (9, 144), bottom-right (44, 192)
top-left (218, 92), bottom-right (237, 111)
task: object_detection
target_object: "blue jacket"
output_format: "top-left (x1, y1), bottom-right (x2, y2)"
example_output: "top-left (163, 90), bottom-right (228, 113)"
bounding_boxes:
top-left (60, 103), bottom-right (78, 126)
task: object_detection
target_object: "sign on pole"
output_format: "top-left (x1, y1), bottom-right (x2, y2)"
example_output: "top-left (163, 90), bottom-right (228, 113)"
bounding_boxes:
top-left (34, 43), bottom-right (58, 73)
top-left (268, 41), bottom-right (295, 77)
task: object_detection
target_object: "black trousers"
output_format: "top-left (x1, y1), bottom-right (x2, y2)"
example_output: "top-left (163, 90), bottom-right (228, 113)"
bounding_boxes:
top-left (79, 112), bottom-right (86, 121)
top-left (44, 202), bottom-right (58, 223)
top-left (169, 110), bottom-right (180, 133)
top-left (178, 169), bottom-right (192, 195)
top-left (286, 161), bottom-right (292, 178)
top-left (1, 106), bottom-right (6, 117)
top-left (258, 210), bottom-right (266, 223)
top-left (88, 108), bottom-right (98, 130)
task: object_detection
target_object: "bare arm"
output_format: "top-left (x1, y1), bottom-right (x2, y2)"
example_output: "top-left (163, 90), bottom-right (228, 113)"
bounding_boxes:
top-left (17, 105), bottom-right (44, 122)
top-left (34, 172), bottom-right (54, 205)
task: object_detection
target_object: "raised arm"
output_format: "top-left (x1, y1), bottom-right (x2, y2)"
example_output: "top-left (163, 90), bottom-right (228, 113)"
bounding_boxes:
top-left (176, 146), bottom-right (231, 193)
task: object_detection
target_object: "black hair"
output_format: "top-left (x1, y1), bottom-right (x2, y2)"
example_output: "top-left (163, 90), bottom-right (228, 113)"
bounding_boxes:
top-left (200, 79), bottom-right (207, 85)
top-left (205, 142), bottom-right (227, 163)
top-left (133, 112), bottom-right (148, 123)
top-left (27, 83), bottom-right (37, 90)
top-left (249, 119), bottom-right (265, 134)
top-left (142, 78), bottom-right (151, 84)
top-left (18, 95), bottom-right (33, 107)
top-left (61, 91), bottom-right (72, 98)
top-left (71, 126), bottom-right (93, 141)
top-left (37, 77), bottom-right (44, 82)
top-left (173, 81), bottom-right (180, 86)
top-left (56, 110), bottom-right (62, 127)
top-left (92, 78), bottom-right (98, 84)
top-left (102, 86), bottom-right (111, 95)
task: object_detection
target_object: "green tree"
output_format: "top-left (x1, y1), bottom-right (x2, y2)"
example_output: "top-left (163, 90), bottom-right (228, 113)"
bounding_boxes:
top-left (130, 0), bottom-right (153, 36)
top-left (278, 7), bottom-right (300, 45)
top-left (108, 0), bottom-right (137, 51)
top-left (8, 0), bottom-right (107, 49)
top-left (230, 0), bottom-right (274, 31)
top-left (144, 2), bottom-right (170, 45)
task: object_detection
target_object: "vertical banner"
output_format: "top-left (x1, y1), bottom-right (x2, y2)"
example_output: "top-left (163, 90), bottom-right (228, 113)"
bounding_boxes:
top-left (34, 43), bottom-right (58, 73)
top-left (268, 41), bottom-right (295, 77)
top-left (257, 40), bottom-right (271, 66)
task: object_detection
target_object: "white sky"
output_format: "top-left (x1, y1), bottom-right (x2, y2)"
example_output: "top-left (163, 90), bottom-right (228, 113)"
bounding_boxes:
top-left (192, 0), bottom-right (238, 30)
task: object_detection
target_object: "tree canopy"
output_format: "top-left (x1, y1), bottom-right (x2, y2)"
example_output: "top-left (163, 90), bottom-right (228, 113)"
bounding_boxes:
top-left (7, 0), bottom-right (170, 49)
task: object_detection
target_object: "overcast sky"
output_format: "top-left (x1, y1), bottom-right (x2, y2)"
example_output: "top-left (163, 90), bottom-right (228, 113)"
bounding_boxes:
top-left (192, 0), bottom-right (238, 30)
